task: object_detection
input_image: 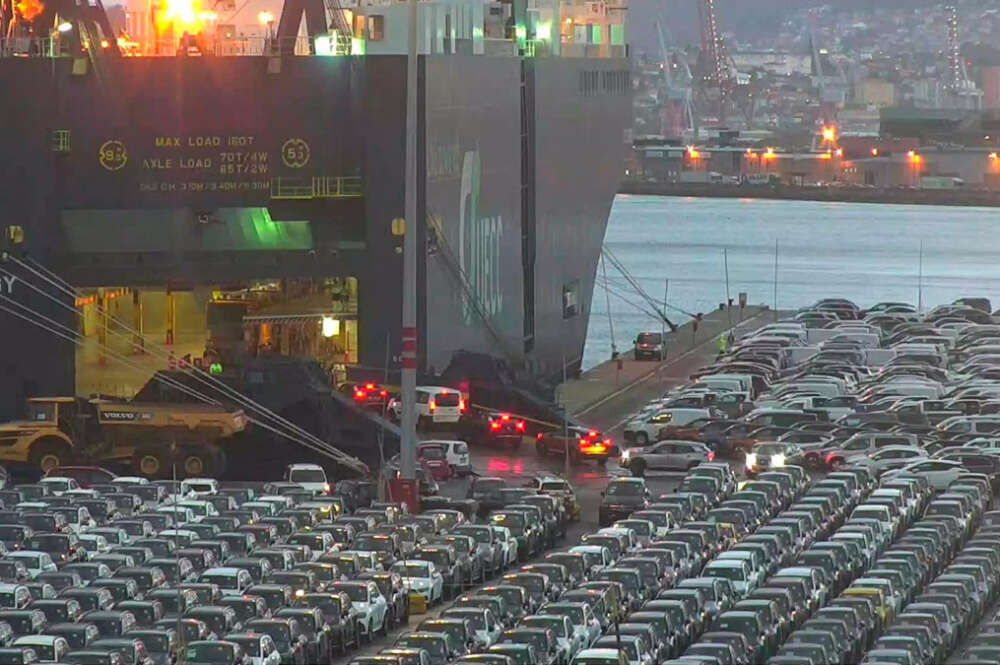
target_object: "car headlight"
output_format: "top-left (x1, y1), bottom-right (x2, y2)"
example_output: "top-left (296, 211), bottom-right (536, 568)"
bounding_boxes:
top-left (745, 454), bottom-right (757, 469)
top-left (621, 450), bottom-right (630, 460)
top-left (772, 454), bottom-right (786, 467)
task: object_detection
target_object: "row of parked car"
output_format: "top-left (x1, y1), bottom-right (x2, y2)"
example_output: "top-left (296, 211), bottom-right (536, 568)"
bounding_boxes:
top-left (0, 461), bottom-right (598, 665)
top-left (616, 298), bottom-right (1000, 494)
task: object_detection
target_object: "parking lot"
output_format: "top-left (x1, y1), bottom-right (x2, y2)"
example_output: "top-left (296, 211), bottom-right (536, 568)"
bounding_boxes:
top-left (2, 297), bottom-right (1000, 665)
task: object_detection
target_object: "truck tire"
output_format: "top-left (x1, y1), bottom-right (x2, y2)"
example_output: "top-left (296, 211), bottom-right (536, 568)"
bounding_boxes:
top-left (134, 447), bottom-right (168, 479)
top-left (29, 438), bottom-right (72, 475)
top-left (180, 448), bottom-right (211, 478)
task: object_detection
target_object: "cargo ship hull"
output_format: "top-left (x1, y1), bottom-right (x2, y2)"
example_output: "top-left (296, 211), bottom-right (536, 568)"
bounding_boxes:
top-left (0, 53), bottom-right (630, 419)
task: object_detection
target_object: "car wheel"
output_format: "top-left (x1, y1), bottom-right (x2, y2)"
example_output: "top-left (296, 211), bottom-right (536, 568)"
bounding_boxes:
top-left (631, 459), bottom-right (646, 477)
top-left (636, 432), bottom-right (649, 445)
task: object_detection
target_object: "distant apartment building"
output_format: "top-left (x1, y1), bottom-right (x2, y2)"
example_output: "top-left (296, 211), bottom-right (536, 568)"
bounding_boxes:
top-left (855, 78), bottom-right (897, 107)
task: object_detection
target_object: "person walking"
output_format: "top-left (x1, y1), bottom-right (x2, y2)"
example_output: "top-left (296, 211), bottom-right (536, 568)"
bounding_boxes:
top-left (717, 334), bottom-right (728, 357)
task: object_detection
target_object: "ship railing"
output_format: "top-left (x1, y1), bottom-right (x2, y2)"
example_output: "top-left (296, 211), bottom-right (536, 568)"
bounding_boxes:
top-left (0, 35), bottom-right (354, 58)
top-left (270, 176), bottom-right (363, 200)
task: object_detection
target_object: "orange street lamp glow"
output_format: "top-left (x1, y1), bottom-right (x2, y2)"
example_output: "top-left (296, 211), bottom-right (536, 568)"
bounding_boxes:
top-left (821, 126), bottom-right (836, 143)
top-left (258, 10), bottom-right (274, 24)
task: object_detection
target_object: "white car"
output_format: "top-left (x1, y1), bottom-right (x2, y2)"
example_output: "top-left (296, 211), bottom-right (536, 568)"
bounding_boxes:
top-left (54, 507), bottom-right (96, 535)
top-left (884, 458), bottom-right (965, 491)
top-left (38, 477), bottom-right (80, 496)
top-left (441, 607), bottom-right (502, 649)
top-left (227, 633), bottom-right (282, 665)
top-left (198, 567), bottom-right (255, 595)
top-left (176, 500), bottom-right (220, 522)
top-left (77, 534), bottom-right (110, 555)
top-left (110, 476), bottom-right (150, 487)
top-left (391, 560), bottom-right (444, 604)
top-left (568, 545), bottom-right (613, 575)
top-left (419, 440), bottom-right (472, 476)
top-left (338, 580), bottom-right (389, 637)
top-left (490, 526), bottom-right (519, 568)
top-left (13, 634), bottom-right (71, 662)
top-left (846, 446), bottom-right (928, 474)
top-left (180, 478), bottom-right (219, 497)
top-left (285, 464), bottom-right (331, 495)
top-left (154, 506), bottom-right (196, 524)
top-left (5, 551), bottom-right (57, 579)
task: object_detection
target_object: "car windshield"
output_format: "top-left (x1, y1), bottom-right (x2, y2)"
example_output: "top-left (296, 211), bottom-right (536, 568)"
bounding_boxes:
top-left (637, 333), bottom-right (662, 344)
top-left (29, 535), bottom-right (70, 551)
top-left (435, 393), bottom-right (460, 407)
top-left (681, 477), bottom-right (717, 491)
top-left (355, 536), bottom-right (393, 552)
top-left (490, 514), bottom-right (525, 534)
top-left (229, 637), bottom-right (260, 656)
top-left (337, 585), bottom-right (369, 602)
top-left (137, 634), bottom-right (169, 651)
top-left (399, 635), bottom-right (445, 656)
top-left (250, 624), bottom-right (290, 648)
top-left (394, 563), bottom-right (430, 577)
top-left (475, 480), bottom-right (505, 494)
top-left (185, 643), bottom-right (235, 663)
top-left (289, 470), bottom-right (326, 483)
top-left (755, 444), bottom-right (789, 454)
top-left (420, 447), bottom-right (447, 460)
top-left (540, 481), bottom-right (570, 492)
top-left (607, 482), bottom-right (643, 497)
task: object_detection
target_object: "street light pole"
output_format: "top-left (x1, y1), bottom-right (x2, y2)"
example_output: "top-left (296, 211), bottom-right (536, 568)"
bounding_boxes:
top-left (399, 0), bottom-right (419, 480)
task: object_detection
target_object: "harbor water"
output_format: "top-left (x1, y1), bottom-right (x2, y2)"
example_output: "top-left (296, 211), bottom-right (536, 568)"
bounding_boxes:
top-left (583, 195), bottom-right (1000, 370)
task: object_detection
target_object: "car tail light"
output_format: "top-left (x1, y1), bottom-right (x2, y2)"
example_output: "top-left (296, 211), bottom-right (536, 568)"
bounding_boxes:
top-left (428, 399), bottom-right (436, 412)
top-left (501, 413), bottom-right (511, 421)
top-left (588, 430), bottom-right (599, 438)
top-left (459, 398), bottom-right (466, 413)
top-left (490, 421), bottom-right (501, 431)
top-left (379, 390), bottom-right (388, 398)
top-left (515, 420), bottom-right (526, 432)
top-left (354, 389), bottom-right (365, 400)
top-left (537, 433), bottom-right (544, 441)
top-left (707, 451), bottom-right (716, 461)
top-left (365, 383), bottom-right (376, 390)
top-left (825, 453), bottom-right (835, 465)
top-left (579, 439), bottom-right (588, 449)
top-left (603, 438), bottom-right (613, 446)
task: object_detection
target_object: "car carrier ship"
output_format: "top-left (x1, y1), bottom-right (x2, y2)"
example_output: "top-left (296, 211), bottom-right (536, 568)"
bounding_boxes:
top-left (0, 0), bottom-right (630, 464)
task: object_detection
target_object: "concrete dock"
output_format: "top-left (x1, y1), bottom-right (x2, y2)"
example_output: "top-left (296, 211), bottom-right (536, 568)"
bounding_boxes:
top-left (560, 304), bottom-right (777, 435)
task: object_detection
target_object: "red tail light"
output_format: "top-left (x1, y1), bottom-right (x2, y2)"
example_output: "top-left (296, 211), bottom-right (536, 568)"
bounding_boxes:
top-left (490, 421), bottom-right (501, 431)
top-left (825, 453), bottom-right (835, 465)
top-left (459, 398), bottom-right (466, 413)
top-left (707, 451), bottom-right (716, 461)
top-left (354, 389), bottom-right (365, 400)
top-left (603, 438), bottom-right (613, 446)
top-left (501, 413), bottom-right (510, 421)
top-left (579, 439), bottom-right (588, 448)
top-left (365, 383), bottom-right (376, 390)
top-left (515, 420), bottom-right (526, 432)
top-left (428, 399), bottom-right (436, 412)
top-left (588, 430), bottom-right (599, 438)
top-left (379, 390), bottom-right (388, 398)
top-left (537, 433), bottom-right (543, 441)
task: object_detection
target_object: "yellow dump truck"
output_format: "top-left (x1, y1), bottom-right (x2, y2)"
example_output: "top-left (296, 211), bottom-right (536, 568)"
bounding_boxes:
top-left (0, 397), bottom-right (247, 477)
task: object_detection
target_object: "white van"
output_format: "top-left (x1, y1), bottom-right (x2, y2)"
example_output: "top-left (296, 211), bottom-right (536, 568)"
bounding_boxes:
top-left (390, 386), bottom-right (465, 427)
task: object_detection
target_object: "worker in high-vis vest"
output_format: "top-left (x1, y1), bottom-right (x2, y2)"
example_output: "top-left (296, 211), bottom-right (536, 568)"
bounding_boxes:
top-left (717, 335), bottom-right (728, 356)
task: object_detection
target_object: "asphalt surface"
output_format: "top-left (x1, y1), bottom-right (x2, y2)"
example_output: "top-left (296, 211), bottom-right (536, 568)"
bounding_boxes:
top-left (340, 309), bottom-right (781, 661)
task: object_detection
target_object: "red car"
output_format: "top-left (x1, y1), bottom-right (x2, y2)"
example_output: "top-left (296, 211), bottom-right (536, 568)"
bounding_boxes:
top-left (485, 413), bottom-right (527, 449)
top-left (417, 443), bottom-right (454, 481)
top-left (341, 382), bottom-right (391, 411)
top-left (536, 427), bottom-right (617, 465)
